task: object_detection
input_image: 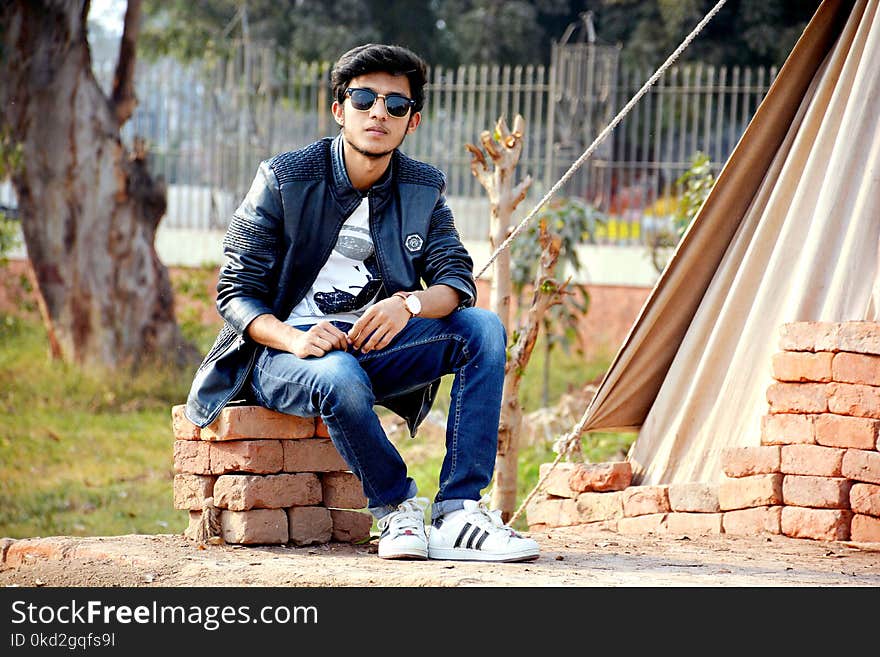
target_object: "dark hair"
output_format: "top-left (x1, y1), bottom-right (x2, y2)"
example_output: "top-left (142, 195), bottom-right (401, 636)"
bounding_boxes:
top-left (330, 43), bottom-right (428, 113)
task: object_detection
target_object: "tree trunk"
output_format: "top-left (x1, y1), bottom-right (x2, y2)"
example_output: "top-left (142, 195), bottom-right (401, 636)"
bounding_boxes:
top-left (466, 114), bottom-right (532, 518)
top-left (492, 227), bottom-right (563, 520)
top-left (0, 0), bottom-right (195, 367)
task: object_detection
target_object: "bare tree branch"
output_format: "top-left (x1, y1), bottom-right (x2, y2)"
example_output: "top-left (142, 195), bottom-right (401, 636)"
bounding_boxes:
top-left (111, 0), bottom-right (142, 125)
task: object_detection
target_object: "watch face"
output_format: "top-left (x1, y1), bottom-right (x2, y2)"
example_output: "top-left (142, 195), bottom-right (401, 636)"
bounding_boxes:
top-left (406, 294), bottom-right (421, 315)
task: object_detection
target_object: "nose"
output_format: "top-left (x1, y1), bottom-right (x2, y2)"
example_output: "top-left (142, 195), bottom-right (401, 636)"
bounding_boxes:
top-left (369, 97), bottom-right (391, 120)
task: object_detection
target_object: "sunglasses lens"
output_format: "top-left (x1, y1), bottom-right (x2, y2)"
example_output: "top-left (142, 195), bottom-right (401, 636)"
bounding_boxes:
top-left (384, 96), bottom-right (411, 117)
top-left (346, 89), bottom-right (412, 117)
top-left (349, 89), bottom-right (376, 111)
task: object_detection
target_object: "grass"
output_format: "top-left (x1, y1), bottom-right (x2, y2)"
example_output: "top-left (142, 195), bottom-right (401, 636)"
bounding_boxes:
top-left (0, 315), bottom-right (192, 538)
top-left (0, 266), bottom-right (636, 538)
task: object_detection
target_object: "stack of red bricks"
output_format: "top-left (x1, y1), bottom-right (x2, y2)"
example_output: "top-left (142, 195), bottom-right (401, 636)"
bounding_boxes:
top-left (727, 320), bottom-right (880, 542)
top-left (526, 321), bottom-right (880, 544)
top-left (172, 405), bottom-right (372, 546)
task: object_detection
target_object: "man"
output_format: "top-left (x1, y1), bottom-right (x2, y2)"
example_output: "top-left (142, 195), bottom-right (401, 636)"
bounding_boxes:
top-left (185, 43), bottom-right (539, 563)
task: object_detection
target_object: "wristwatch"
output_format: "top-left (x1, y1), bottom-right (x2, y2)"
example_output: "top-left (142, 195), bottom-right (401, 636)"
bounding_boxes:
top-left (392, 291), bottom-right (422, 317)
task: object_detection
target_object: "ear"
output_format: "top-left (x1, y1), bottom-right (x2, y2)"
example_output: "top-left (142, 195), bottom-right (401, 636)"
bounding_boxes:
top-left (406, 111), bottom-right (421, 134)
top-left (332, 101), bottom-right (344, 126)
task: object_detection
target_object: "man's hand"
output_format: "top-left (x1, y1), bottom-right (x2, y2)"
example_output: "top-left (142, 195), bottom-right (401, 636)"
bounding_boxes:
top-left (347, 296), bottom-right (410, 353)
top-left (289, 321), bottom-right (349, 358)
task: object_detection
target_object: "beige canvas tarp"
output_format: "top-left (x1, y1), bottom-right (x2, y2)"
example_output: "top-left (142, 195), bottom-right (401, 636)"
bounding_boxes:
top-left (577, 0), bottom-right (880, 485)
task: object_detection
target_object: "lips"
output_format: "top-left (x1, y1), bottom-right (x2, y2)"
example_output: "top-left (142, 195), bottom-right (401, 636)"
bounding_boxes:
top-left (365, 125), bottom-right (388, 135)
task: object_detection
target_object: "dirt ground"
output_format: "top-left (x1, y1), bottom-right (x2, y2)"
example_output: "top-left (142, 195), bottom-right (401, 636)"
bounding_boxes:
top-left (2, 525), bottom-right (878, 588)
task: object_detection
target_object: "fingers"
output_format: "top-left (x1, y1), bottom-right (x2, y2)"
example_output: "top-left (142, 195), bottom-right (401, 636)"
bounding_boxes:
top-left (313, 321), bottom-right (349, 352)
top-left (347, 301), bottom-right (407, 353)
top-left (289, 322), bottom-right (349, 358)
top-left (360, 324), bottom-right (401, 353)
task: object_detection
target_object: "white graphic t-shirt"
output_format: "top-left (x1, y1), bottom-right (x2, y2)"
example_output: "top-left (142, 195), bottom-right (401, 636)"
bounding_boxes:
top-left (287, 197), bottom-right (382, 326)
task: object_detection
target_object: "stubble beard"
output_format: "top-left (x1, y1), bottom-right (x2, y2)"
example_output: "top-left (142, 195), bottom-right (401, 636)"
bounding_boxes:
top-left (342, 125), bottom-right (408, 159)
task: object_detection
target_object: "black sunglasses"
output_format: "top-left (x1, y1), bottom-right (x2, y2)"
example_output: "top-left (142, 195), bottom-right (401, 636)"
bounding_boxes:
top-left (344, 88), bottom-right (415, 118)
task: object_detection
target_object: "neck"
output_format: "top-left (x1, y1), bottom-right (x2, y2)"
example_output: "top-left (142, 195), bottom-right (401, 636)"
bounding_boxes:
top-left (341, 139), bottom-right (393, 191)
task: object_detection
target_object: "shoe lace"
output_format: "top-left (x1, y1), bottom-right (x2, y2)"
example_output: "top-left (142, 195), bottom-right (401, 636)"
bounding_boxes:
top-left (465, 500), bottom-right (519, 538)
top-left (378, 497), bottom-right (429, 535)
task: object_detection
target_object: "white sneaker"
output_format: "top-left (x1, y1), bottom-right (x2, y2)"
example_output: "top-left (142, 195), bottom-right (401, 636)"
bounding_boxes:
top-left (377, 497), bottom-right (429, 560)
top-left (428, 499), bottom-right (540, 562)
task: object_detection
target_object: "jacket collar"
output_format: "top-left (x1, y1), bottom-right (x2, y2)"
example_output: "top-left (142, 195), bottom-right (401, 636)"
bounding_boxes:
top-left (330, 133), bottom-right (395, 213)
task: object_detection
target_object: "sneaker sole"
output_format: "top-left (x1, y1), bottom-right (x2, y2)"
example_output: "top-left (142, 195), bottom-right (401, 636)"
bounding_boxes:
top-left (427, 546), bottom-right (540, 563)
top-left (378, 548), bottom-right (428, 560)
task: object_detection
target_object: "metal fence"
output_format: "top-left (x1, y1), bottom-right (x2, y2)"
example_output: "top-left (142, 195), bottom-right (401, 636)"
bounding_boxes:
top-left (2, 49), bottom-right (777, 244)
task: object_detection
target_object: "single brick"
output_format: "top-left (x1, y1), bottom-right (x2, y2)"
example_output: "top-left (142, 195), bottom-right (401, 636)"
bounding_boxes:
top-left (772, 351), bottom-right (833, 382)
top-left (842, 449), bottom-right (880, 485)
top-left (780, 444), bottom-right (845, 477)
top-left (850, 514), bottom-right (880, 542)
top-left (315, 417), bottom-right (331, 438)
top-left (330, 509), bottom-right (373, 543)
top-left (4, 539), bottom-right (66, 567)
top-left (321, 472), bottom-right (367, 509)
top-left (173, 473), bottom-right (216, 510)
top-left (849, 483), bottom-right (880, 517)
top-left (835, 322), bottom-right (880, 356)
top-left (213, 473), bottom-right (321, 510)
top-left (574, 491), bottom-right (624, 522)
top-left (539, 462), bottom-right (580, 498)
top-left (666, 512), bottom-right (723, 535)
top-left (814, 413), bottom-right (878, 450)
top-left (667, 483), bottom-right (721, 512)
top-left (621, 485), bottom-right (670, 517)
top-left (210, 440), bottom-right (284, 474)
top-left (203, 405), bottom-right (316, 441)
top-left (525, 495), bottom-right (579, 527)
top-left (832, 352), bottom-right (880, 386)
top-left (173, 440), bottom-right (211, 475)
top-left (766, 382), bottom-right (828, 414)
top-left (617, 513), bottom-right (668, 534)
top-left (171, 404), bottom-right (201, 440)
top-left (782, 475), bottom-right (852, 509)
top-left (827, 382), bottom-right (880, 419)
top-left (220, 509), bottom-right (288, 545)
top-left (780, 506), bottom-right (851, 541)
top-left (761, 413), bottom-right (815, 445)
top-left (567, 461), bottom-right (632, 493)
top-left (288, 506), bottom-right (332, 546)
top-left (778, 322), bottom-right (839, 353)
top-left (722, 506), bottom-right (782, 535)
top-left (721, 445), bottom-right (781, 477)
top-left (718, 473), bottom-right (783, 510)
top-left (283, 438), bottom-right (349, 472)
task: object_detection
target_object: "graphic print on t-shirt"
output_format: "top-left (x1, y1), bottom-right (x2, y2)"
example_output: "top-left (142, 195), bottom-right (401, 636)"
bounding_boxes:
top-left (313, 225), bottom-right (382, 314)
top-left (287, 197), bottom-right (382, 325)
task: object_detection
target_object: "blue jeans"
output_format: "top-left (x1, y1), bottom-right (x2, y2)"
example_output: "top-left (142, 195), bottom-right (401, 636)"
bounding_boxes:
top-left (248, 307), bottom-right (506, 522)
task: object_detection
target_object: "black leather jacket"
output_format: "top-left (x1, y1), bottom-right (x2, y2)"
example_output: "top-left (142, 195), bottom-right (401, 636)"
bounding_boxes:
top-left (184, 135), bottom-right (477, 432)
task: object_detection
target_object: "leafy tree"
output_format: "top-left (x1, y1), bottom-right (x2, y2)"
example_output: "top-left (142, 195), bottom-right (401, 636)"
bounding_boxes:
top-left (140, 0), bottom-right (588, 67)
top-left (141, 0), bottom-right (451, 65)
top-left (510, 198), bottom-right (605, 406)
top-left (585, 0), bottom-right (822, 69)
top-left (434, 0), bottom-right (575, 66)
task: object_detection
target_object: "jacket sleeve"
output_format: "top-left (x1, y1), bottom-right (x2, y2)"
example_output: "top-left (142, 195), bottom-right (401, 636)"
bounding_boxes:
top-left (215, 161), bottom-right (283, 337)
top-left (420, 192), bottom-right (477, 308)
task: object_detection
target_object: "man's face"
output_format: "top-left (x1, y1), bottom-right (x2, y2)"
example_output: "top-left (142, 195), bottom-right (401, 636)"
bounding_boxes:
top-left (332, 71), bottom-right (421, 159)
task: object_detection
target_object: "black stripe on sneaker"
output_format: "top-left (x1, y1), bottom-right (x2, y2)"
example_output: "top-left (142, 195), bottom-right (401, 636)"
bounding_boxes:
top-left (454, 522), bottom-right (472, 548)
top-left (465, 526), bottom-right (481, 549)
top-left (474, 530), bottom-right (490, 550)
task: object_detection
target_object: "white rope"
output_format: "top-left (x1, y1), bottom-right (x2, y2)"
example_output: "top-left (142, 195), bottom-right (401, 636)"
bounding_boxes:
top-left (499, 0), bottom-right (729, 527)
top-left (474, 0), bottom-right (728, 282)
